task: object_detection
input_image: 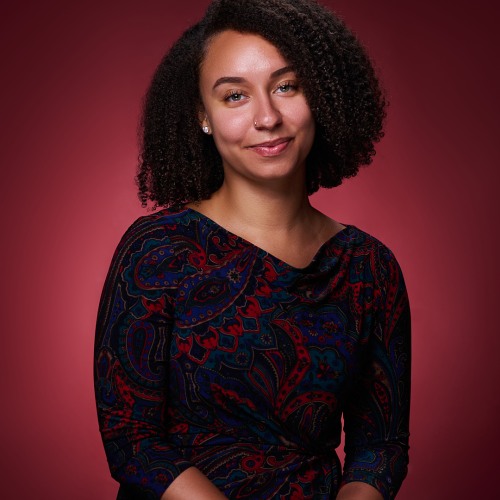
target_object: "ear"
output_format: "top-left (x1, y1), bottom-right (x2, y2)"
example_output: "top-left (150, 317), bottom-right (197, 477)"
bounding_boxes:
top-left (198, 107), bottom-right (212, 135)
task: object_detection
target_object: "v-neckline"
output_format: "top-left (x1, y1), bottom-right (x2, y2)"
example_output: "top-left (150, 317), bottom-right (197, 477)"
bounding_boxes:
top-left (183, 207), bottom-right (352, 272)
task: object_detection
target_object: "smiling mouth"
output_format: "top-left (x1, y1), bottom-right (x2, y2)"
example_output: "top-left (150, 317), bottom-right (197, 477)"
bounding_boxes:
top-left (247, 137), bottom-right (292, 157)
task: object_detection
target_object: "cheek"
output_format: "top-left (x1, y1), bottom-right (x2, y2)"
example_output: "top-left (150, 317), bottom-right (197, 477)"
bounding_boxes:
top-left (283, 97), bottom-right (315, 134)
top-left (211, 111), bottom-right (248, 147)
top-left (289, 101), bottom-right (316, 151)
top-left (290, 100), bottom-right (315, 131)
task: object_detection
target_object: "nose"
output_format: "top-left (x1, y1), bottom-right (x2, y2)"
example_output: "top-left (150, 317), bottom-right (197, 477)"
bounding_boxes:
top-left (253, 94), bottom-right (282, 130)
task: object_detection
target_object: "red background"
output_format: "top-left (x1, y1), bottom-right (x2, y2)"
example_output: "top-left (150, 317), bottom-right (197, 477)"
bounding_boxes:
top-left (1, 1), bottom-right (499, 498)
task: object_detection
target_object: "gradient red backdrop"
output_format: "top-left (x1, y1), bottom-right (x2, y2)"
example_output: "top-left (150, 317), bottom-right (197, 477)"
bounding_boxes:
top-left (1, 1), bottom-right (499, 498)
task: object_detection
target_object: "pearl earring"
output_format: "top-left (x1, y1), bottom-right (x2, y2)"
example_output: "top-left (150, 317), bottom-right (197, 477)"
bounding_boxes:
top-left (202, 126), bottom-right (210, 134)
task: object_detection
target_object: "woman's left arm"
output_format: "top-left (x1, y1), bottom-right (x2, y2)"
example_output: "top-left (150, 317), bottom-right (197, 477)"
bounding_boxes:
top-left (340, 245), bottom-right (411, 500)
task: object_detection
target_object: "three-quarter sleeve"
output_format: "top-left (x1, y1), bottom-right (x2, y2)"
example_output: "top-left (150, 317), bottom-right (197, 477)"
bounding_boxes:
top-left (341, 244), bottom-right (411, 499)
top-left (94, 219), bottom-right (193, 499)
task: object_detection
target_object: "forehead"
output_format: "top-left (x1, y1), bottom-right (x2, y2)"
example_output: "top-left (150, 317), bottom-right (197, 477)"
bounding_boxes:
top-left (200, 30), bottom-right (290, 79)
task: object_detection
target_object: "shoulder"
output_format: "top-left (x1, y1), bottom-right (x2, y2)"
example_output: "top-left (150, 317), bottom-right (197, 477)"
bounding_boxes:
top-left (110, 207), bottom-right (205, 260)
top-left (337, 224), bottom-right (390, 253)
top-left (331, 224), bottom-right (398, 262)
top-left (335, 225), bottom-right (407, 292)
top-left (334, 226), bottom-right (410, 327)
top-left (111, 206), bottom-right (217, 280)
top-left (117, 207), bottom-right (193, 244)
top-left (104, 207), bottom-right (198, 283)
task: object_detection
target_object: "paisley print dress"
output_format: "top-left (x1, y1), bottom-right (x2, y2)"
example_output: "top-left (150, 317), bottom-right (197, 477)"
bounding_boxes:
top-left (94, 207), bottom-right (411, 499)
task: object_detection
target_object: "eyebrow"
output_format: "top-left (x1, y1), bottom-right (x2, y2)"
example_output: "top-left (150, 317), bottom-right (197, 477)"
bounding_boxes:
top-left (212, 65), bottom-right (295, 90)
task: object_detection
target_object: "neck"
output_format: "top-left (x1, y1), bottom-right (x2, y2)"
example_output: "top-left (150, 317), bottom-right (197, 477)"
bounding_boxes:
top-left (186, 171), bottom-right (342, 269)
top-left (204, 176), bottom-right (315, 234)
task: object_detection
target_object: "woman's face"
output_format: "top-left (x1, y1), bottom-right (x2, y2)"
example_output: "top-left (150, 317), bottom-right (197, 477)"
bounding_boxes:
top-left (198, 30), bottom-right (315, 188)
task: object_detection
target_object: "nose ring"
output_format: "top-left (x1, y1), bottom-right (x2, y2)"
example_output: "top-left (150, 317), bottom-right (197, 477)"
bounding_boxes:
top-left (254, 120), bottom-right (259, 128)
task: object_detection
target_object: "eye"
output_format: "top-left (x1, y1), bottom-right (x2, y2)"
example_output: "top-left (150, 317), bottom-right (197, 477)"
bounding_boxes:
top-left (275, 80), bottom-right (299, 94)
top-left (223, 90), bottom-right (247, 102)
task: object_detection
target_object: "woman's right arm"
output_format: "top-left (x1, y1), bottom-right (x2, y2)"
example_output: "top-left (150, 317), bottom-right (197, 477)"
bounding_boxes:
top-left (94, 218), bottom-right (225, 499)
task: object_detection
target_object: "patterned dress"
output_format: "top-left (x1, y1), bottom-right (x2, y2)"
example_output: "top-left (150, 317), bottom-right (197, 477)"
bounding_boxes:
top-left (94, 207), bottom-right (411, 499)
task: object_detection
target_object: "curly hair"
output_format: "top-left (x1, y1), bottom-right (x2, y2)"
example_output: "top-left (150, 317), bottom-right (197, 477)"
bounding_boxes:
top-left (137, 0), bottom-right (386, 209)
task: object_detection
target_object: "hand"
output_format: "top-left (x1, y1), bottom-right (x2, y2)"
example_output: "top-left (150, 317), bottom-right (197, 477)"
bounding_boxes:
top-left (161, 467), bottom-right (227, 500)
top-left (336, 482), bottom-right (383, 500)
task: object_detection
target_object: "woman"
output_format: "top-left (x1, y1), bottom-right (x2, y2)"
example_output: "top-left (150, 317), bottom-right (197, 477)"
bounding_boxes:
top-left (94, 1), bottom-right (411, 499)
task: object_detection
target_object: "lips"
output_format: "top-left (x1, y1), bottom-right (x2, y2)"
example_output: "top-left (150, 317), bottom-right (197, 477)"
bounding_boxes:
top-left (247, 137), bottom-right (292, 157)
